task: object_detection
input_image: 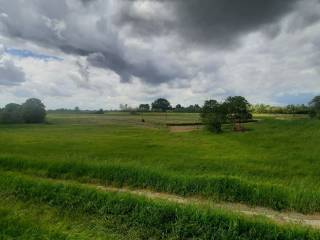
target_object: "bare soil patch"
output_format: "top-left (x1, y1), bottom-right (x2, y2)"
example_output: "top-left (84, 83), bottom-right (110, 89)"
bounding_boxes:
top-left (169, 125), bottom-right (202, 132)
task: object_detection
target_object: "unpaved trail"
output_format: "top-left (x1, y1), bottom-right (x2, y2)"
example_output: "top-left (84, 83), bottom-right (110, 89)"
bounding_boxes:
top-left (8, 171), bottom-right (320, 229)
top-left (93, 184), bottom-right (320, 229)
top-left (169, 125), bottom-right (203, 132)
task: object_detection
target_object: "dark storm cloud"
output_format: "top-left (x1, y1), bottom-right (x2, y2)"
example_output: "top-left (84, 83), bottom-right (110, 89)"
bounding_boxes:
top-left (174, 0), bottom-right (299, 46)
top-left (117, 0), bottom-right (300, 47)
top-left (0, 0), bottom-right (313, 86)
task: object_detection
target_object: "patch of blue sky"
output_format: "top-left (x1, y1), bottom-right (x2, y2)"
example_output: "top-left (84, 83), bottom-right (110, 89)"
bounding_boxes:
top-left (275, 92), bottom-right (314, 105)
top-left (5, 48), bottom-right (63, 61)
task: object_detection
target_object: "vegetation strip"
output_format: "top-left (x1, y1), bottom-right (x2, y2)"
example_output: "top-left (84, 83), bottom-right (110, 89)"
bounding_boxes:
top-left (3, 169), bottom-right (320, 229)
top-left (94, 185), bottom-right (320, 229)
top-left (1, 156), bottom-right (320, 214)
top-left (1, 171), bottom-right (320, 240)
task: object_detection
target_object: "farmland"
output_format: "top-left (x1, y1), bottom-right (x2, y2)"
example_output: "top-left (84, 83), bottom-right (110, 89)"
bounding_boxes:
top-left (1, 112), bottom-right (320, 239)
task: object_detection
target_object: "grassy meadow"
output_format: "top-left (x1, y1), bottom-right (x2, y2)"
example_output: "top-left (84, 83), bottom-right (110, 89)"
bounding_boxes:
top-left (1, 112), bottom-right (320, 239)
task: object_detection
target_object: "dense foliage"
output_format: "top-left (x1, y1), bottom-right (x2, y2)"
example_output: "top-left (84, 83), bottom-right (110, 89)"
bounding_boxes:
top-left (201, 96), bottom-right (252, 133)
top-left (0, 103), bottom-right (23, 124)
top-left (151, 98), bottom-right (172, 111)
top-left (200, 100), bottom-right (227, 133)
top-left (309, 96), bottom-right (320, 119)
top-left (0, 98), bottom-right (46, 124)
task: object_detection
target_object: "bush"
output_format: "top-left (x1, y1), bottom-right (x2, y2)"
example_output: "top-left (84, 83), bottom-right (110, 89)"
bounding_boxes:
top-left (94, 109), bottom-right (104, 114)
top-left (201, 100), bottom-right (227, 133)
top-left (21, 98), bottom-right (46, 123)
top-left (0, 103), bottom-right (23, 124)
top-left (0, 98), bottom-right (46, 124)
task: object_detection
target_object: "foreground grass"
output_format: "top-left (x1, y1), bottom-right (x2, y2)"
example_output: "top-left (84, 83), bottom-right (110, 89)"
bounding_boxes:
top-left (0, 197), bottom-right (143, 240)
top-left (1, 171), bottom-right (319, 240)
top-left (0, 208), bottom-right (67, 240)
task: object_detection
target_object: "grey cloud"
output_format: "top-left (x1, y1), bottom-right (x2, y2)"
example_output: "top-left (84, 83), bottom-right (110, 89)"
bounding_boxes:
top-left (0, 60), bottom-right (26, 86)
top-left (174, 0), bottom-right (299, 46)
top-left (118, 0), bottom-right (300, 47)
top-left (0, 0), bottom-right (317, 88)
top-left (286, 0), bottom-right (320, 33)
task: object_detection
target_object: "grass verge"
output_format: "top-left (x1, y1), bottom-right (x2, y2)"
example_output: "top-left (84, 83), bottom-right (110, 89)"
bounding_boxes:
top-left (0, 171), bottom-right (319, 240)
top-left (0, 156), bottom-right (319, 213)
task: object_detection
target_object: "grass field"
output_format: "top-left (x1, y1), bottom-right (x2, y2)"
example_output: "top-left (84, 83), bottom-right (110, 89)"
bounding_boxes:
top-left (1, 112), bottom-right (320, 239)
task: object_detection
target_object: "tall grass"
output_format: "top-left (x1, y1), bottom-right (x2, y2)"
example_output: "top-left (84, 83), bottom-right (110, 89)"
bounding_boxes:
top-left (1, 156), bottom-right (320, 213)
top-left (0, 157), bottom-right (320, 213)
top-left (0, 171), bottom-right (319, 240)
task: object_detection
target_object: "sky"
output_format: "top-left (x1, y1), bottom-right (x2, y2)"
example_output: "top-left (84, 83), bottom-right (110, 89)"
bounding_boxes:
top-left (0, 0), bottom-right (319, 109)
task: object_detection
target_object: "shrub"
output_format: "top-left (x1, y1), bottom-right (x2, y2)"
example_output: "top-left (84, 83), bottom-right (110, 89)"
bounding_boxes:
top-left (201, 100), bottom-right (227, 133)
top-left (21, 98), bottom-right (46, 123)
top-left (0, 103), bottom-right (23, 124)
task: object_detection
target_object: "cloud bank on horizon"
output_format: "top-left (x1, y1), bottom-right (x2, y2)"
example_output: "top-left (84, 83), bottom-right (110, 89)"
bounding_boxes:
top-left (0, 0), bottom-right (319, 109)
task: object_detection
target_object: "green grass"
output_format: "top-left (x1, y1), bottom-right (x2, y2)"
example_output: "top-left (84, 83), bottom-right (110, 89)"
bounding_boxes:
top-left (1, 171), bottom-right (319, 240)
top-left (0, 196), bottom-right (144, 240)
top-left (0, 113), bottom-right (319, 212)
top-left (0, 112), bottom-right (320, 239)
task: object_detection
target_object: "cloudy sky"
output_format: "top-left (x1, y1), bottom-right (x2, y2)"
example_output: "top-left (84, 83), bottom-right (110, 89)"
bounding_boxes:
top-left (0, 0), bottom-right (319, 109)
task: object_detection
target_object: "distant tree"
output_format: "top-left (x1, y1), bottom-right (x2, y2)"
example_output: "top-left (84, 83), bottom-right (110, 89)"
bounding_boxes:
top-left (201, 100), bottom-right (227, 133)
top-left (95, 109), bottom-right (104, 114)
top-left (175, 104), bottom-right (182, 109)
top-left (224, 96), bottom-right (252, 131)
top-left (225, 96), bottom-right (251, 120)
top-left (74, 106), bottom-right (80, 112)
top-left (174, 104), bottom-right (184, 112)
top-left (309, 96), bottom-right (320, 119)
top-left (21, 98), bottom-right (46, 123)
top-left (286, 105), bottom-right (296, 114)
top-left (151, 98), bottom-right (171, 112)
top-left (139, 104), bottom-right (150, 112)
top-left (0, 103), bottom-right (23, 123)
top-left (194, 104), bottom-right (202, 112)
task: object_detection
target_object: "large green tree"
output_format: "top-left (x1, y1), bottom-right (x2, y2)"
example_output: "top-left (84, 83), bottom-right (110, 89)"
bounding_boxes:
top-left (151, 98), bottom-right (171, 112)
top-left (22, 98), bottom-right (46, 123)
top-left (225, 96), bottom-right (252, 121)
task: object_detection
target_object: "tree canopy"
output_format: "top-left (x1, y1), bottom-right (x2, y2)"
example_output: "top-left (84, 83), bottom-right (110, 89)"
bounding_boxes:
top-left (151, 98), bottom-right (171, 112)
top-left (21, 98), bottom-right (46, 123)
top-left (224, 96), bottom-right (252, 122)
top-left (201, 96), bottom-right (252, 133)
top-left (0, 98), bottom-right (46, 124)
top-left (139, 104), bottom-right (150, 112)
top-left (0, 103), bottom-right (23, 124)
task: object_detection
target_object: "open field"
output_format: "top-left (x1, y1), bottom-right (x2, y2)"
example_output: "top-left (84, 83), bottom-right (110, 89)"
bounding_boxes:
top-left (0, 112), bottom-right (319, 239)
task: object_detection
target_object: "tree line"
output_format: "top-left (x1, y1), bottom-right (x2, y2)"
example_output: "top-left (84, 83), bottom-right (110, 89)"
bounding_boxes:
top-left (136, 97), bottom-right (319, 115)
top-left (1, 95), bottom-right (320, 126)
top-left (0, 98), bottom-right (46, 124)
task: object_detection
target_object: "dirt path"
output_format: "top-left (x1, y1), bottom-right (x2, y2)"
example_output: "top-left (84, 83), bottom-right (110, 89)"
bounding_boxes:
top-left (93, 184), bottom-right (320, 229)
top-left (8, 171), bottom-right (320, 229)
top-left (169, 125), bottom-right (203, 132)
